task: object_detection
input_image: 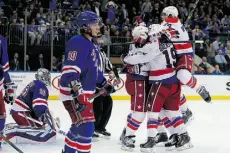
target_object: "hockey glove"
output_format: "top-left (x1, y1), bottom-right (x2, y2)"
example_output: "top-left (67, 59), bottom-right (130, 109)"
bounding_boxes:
top-left (126, 64), bottom-right (141, 75)
top-left (100, 79), bottom-right (115, 96)
top-left (4, 82), bottom-right (17, 105)
top-left (40, 109), bottom-right (55, 133)
top-left (68, 80), bottom-right (83, 98)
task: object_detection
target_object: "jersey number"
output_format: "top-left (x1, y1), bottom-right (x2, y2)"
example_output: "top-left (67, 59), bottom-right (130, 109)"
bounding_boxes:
top-left (162, 48), bottom-right (176, 68)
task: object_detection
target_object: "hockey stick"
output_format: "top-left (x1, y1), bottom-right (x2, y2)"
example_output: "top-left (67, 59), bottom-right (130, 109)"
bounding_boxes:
top-left (17, 113), bottom-right (67, 136)
top-left (0, 134), bottom-right (23, 153)
top-left (88, 66), bottom-right (121, 101)
top-left (184, 0), bottom-right (200, 27)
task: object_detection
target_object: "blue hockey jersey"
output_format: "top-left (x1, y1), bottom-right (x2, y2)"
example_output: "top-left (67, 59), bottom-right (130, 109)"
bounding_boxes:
top-left (60, 35), bottom-right (104, 95)
top-left (11, 80), bottom-right (49, 119)
top-left (0, 35), bottom-right (11, 90)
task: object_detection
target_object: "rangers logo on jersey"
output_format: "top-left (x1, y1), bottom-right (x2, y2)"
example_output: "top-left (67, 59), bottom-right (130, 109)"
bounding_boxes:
top-left (39, 88), bottom-right (46, 96)
top-left (68, 51), bottom-right (77, 61)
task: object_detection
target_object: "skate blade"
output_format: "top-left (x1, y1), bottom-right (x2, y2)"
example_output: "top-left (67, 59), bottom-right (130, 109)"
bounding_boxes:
top-left (140, 147), bottom-right (155, 153)
top-left (165, 146), bottom-right (176, 151)
top-left (155, 141), bottom-right (168, 147)
top-left (177, 142), bottom-right (194, 151)
top-left (121, 145), bottom-right (134, 152)
top-left (98, 135), bottom-right (111, 140)
top-left (92, 137), bottom-right (100, 142)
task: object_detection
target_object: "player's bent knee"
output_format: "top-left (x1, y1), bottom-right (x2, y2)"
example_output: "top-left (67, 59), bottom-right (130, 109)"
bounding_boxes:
top-left (131, 111), bottom-right (146, 123)
top-left (147, 112), bottom-right (159, 120)
top-left (177, 69), bottom-right (192, 84)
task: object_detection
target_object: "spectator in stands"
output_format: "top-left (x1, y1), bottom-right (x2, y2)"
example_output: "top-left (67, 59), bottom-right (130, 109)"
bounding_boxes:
top-left (212, 65), bottom-right (224, 75)
top-left (207, 42), bottom-right (216, 65)
top-left (52, 56), bottom-right (57, 72)
top-left (56, 55), bottom-right (64, 72)
top-left (215, 50), bottom-right (227, 71)
top-left (224, 50), bottom-right (230, 70)
top-left (28, 20), bottom-right (41, 46)
top-left (25, 55), bottom-right (31, 71)
top-left (92, 1), bottom-right (100, 17)
top-left (36, 53), bottom-right (45, 69)
top-left (141, 0), bottom-right (152, 23)
top-left (192, 25), bottom-right (205, 40)
top-left (207, 67), bottom-right (213, 74)
top-left (105, 1), bottom-right (118, 23)
top-left (195, 66), bottom-right (206, 74)
top-left (199, 57), bottom-right (208, 73)
top-left (10, 52), bottom-right (20, 71)
top-left (213, 36), bottom-right (221, 52)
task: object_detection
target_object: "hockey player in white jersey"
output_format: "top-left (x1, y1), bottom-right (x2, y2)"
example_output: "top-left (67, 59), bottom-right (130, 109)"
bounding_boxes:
top-left (123, 25), bottom-right (193, 152)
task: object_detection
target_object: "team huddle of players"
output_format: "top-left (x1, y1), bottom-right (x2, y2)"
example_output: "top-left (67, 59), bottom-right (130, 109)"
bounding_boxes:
top-left (119, 5), bottom-right (211, 152)
top-left (0, 5), bottom-right (211, 154)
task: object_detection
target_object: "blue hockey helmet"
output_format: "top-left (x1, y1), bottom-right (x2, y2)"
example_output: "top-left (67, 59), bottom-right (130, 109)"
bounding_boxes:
top-left (76, 11), bottom-right (100, 28)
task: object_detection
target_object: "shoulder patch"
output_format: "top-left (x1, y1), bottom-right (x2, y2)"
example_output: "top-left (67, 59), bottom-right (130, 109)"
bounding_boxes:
top-left (68, 51), bottom-right (77, 61)
top-left (39, 88), bottom-right (46, 96)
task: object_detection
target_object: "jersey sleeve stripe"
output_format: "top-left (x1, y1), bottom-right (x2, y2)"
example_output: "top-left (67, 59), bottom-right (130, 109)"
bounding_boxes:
top-left (62, 66), bottom-right (81, 75)
top-left (3, 62), bottom-right (9, 72)
top-left (32, 99), bottom-right (48, 108)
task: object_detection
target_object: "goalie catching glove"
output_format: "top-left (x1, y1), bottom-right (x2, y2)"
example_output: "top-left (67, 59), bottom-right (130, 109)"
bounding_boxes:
top-left (4, 82), bottom-right (17, 105)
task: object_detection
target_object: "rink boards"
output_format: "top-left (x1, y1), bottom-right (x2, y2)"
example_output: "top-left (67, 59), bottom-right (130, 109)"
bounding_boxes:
top-left (9, 72), bottom-right (230, 100)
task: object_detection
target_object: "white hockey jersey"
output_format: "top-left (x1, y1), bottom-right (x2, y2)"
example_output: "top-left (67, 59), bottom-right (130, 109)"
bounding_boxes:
top-left (124, 39), bottom-right (178, 84)
top-left (161, 18), bottom-right (193, 56)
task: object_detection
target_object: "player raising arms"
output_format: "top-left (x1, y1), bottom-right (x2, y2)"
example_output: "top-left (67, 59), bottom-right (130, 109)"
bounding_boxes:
top-left (59, 11), bottom-right (113, 153)
top-left (124, 25), bottom-right (193, 152)
top-left (160, 6), bottom-right (211, 103)
top-left (5, 68), bottom-right (59, 144)
top-left (0, 35), bottom-right (17, 150)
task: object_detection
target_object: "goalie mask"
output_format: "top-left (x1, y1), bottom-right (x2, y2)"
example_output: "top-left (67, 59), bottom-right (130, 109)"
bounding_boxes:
top-left (35, 68), bottom-right (51, 86)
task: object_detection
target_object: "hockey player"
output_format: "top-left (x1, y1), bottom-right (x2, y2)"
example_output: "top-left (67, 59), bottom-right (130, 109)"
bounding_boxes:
top-left (0, 35), bottom-right (17, 149)
top-left (5, 68), bottom-right (58, 143)
top-left (159, 6), bottom-right (211, 121)
top-left (120, 26), bottom-right (150, 151)
top-left (123, 25), bottom-right (193, 152)
top-left (59, 11), bottom-right (113, 153)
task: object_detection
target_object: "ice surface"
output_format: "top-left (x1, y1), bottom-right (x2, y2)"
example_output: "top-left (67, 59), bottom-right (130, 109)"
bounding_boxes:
top-left (2, 100), bottom-right (230, 153)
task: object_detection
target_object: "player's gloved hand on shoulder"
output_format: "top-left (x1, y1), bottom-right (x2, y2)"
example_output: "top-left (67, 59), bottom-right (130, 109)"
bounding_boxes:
top-left (163, 28), bottom-right (179, 39)
top-left (4, 82), bottom-right (17, 105)
top-left (126, 64), bottom-right (141, 75)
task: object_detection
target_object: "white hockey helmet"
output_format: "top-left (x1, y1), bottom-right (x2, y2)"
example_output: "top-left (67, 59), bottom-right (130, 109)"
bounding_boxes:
top-left (161, 6), bottom-right (179, 18)
top-left (148, 24), bottom-right (163, 40)
top-left (132, 25), bottom-right (149, 44)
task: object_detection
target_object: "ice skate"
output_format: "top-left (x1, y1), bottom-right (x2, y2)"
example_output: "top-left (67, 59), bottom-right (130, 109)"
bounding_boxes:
top-left (155, 132), bottom-right (169, 147)
top-left (121, 135), bottom-right (135, 152)
top-left (197, 86), bottom-right (211, 103)
top-left (165, 134), bottom-right (178, 151)
top-left (92, 132), bottom-right (100, 142)
top-left (118, 127), bottom-right (126, 144)
top-left (182, 109), bottom-right (194, 126)
top-left (95, 129), bottom-right (111, 140)
top-left (140, 137), bottom-right (157, 153)
top-left (176, 132), bottom-right (193, 151)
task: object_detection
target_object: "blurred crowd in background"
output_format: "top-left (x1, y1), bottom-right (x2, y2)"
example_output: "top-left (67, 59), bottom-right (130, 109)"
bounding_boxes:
top-left (0, 0), bottom-right (230, 74)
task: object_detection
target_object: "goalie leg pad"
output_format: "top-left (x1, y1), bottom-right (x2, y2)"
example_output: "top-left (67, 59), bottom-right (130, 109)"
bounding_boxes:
top-left (11, 111), bottom-right (42, 127)
top-left (5, 125), bottom-right (56, 144)
top-left (64, 122), bottom-right (94, 153)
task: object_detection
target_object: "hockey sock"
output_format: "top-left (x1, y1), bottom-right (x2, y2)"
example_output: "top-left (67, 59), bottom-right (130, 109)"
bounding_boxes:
top-left (171, 117), bottom-right (187, 135)
top-left (177, 69), bottom-right (198, 89)
top-left (64, 122), bottom-right (94, 153)
top-left (157, 119), bottom-right (166, 133)
top-left (179, 94), bottom-right (188, 113)
top-left (125, 112), bottom-right (145, 136)
top-left (127, 113), bottom-right (132, 124)
top-left (0, 119), bottom-right (5, 147)
top-left (147, 112), bottom-right (159, 137)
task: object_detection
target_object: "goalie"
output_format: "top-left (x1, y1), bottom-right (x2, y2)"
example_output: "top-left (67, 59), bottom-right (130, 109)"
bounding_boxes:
top-left (4, 68), bottom-right (59, 144)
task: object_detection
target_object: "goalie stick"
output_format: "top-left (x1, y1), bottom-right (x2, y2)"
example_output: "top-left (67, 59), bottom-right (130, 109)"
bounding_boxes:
top-left (0, 134), bottom-right (23, 153)
top-left (17, 112), bottom-right (67, 136)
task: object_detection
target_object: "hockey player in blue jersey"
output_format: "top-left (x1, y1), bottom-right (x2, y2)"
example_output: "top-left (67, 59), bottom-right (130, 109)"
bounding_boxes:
top-left (0, 35), bottom-right (17, 149)
top-left (4, 68), bottom-right (59, 144)
top-left (59, 11), bottom-right (114, 153)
